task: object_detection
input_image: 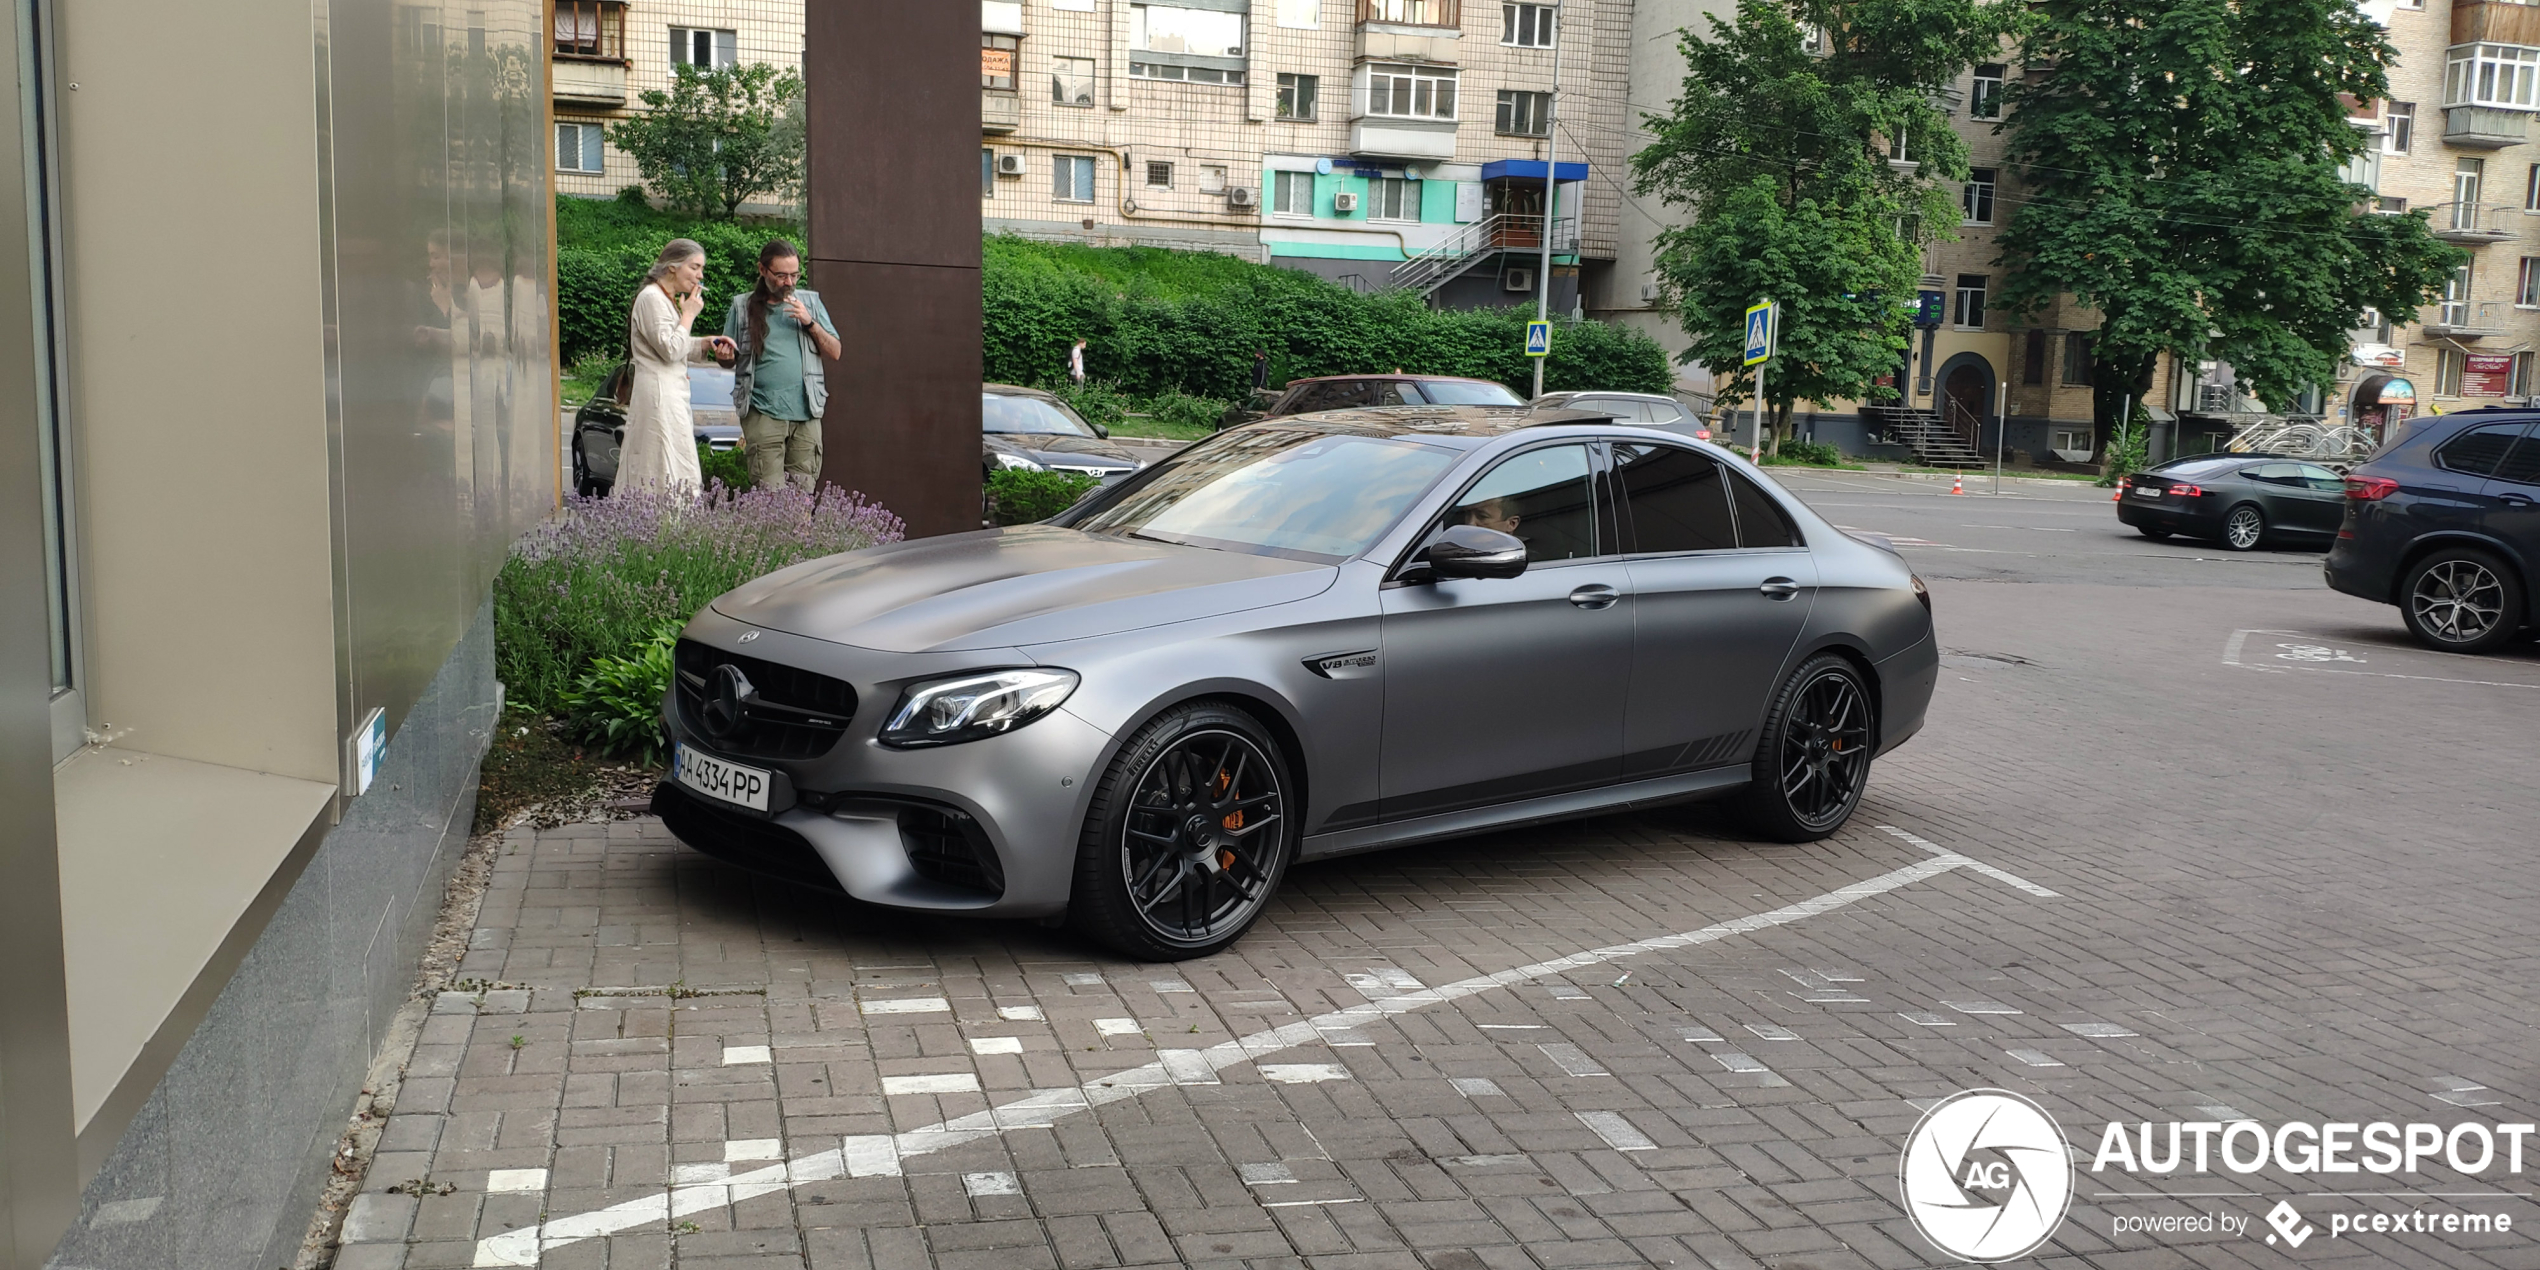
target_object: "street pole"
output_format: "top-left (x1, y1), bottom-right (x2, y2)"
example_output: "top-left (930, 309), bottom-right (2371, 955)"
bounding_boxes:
top-left (1531, 2), bottom-right (1560, 398)
top-left (1753, 359), bottom-right (1765, 465)
top-left (1993, 381), bottom-right (2007, 494)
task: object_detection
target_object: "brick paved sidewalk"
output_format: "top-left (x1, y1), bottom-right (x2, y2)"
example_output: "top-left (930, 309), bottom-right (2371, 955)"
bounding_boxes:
top-left (335, 582), bottom-right (2540, 1270)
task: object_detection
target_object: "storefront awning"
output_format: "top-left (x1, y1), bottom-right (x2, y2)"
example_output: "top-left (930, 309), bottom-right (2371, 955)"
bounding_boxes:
top-left (1479, 159), bottom-right (1587, 182)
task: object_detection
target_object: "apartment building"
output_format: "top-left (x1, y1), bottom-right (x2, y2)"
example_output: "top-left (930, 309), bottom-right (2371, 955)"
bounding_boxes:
top-left (551, 0), bottom-right (805, 204)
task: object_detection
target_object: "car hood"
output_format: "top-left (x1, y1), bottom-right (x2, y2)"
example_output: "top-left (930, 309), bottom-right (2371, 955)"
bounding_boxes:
top-left (711, 525), bottom-right (1335, 653)
top-left (985, 432), bottom-right (1139, 465)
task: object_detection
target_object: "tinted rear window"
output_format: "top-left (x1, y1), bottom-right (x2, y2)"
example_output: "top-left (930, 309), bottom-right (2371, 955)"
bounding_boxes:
top-left (1418, 380), bottom-right (1525, 406)
top-left (2436, 422), bottom-right (2530, 477)
top-left (1614, 443), bottom-right (1736, 552)
top-left (1728, 471), bottom-right (1801, 548)
top-left (2151, 457), bottom-right (2242, 479)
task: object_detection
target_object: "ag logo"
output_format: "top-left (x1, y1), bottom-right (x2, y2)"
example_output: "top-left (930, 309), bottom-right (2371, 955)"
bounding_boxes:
top-left (1900, 1089), bottom-right (2074, 1262)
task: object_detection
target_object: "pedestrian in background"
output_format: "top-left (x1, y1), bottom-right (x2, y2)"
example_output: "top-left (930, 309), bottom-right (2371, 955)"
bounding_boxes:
top-left (1069, 338), bottom-right (1088, 385)
top-left (720, 239), bottom-right (840, 491)
top-left (1251, 349), bottom-right (1272, 392)
top-left (617, 238), bottom-right (736, 492)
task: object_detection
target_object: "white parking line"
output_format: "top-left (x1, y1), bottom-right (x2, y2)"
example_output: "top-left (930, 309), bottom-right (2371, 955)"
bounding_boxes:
top-left (470, 833), bottom-right (2053, 1266)
top-left (2224, 628), bottom-right (2540, 690)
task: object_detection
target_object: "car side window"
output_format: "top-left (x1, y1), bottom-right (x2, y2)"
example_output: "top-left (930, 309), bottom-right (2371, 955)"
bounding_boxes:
top-left (1643, 400), bottom-right (1687, 425)
top-left (1375, 380), bottom-right (1424, 406)
top-left (1726, 470), bottom-right (1801, 548)
top-left (2247, 461), bottom-right (2303, 485)
top-left (2436, 423), bottom-right (2529, 477)
top-left (1441, 444), bottom-right (1599, 563)
top-left (2496, 433), bottom-right (2540, 485)
top-left (1612, 443), bottom-right (1735, 552)
top-left (2295, 463), bottom-right (2346, 492)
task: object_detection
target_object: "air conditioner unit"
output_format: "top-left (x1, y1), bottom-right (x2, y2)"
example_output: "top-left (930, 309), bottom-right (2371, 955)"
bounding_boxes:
top-left (1226, 185), bottom-right (1257, 208)
top-left (1332, 191), bottom-right (1359, 213)
top-left (1504, 267), bottom-right (1536, 292)
top-left (1639, 282), bottom-right (1663, 302)
top-left (996, 153), bottom-right (1027, 176)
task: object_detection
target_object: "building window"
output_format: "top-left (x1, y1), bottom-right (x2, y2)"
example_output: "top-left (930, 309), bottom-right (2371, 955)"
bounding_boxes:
top-left (1362, 0), bottom-right (1458, 24)
top-left (1199, 165), bottom-right (1228, 192)
top-left (1146, 160), bottom-right (1175, 189)
top-left (2515, 350), bottom-right (2537, 397)
top-left (983, 34), bottom-right (1019, 90)
top-left (1962, 168), bottom-right (1995, 225)
top-left (1054, 154), bottom-right (1097, 203)
top-left (2527, 162), bottom-right (2540, 211)
top-left (556, 121), bottom-right (606, 173)
top-left (1887, 130), bottom-right (1911, 163)
top-left (1273, 169), bottom-right (1315, 215)
top-left (1496, 89), bottom-right (1550, 136)
top-left (672, 27), bottom-right (736, 69)
top-left (1131, 62), bottom-right (1246, 83)
top-left (2378, 194), bottom-right (2408, 214)
top-left (2358, 306), bottom-right (2392, 343)
top-left (1368, 176), bottom-right (1418, 220)
top-left (2520, 257), bottom-right (2540, 307)
top-left (1132, 4), bottom-right (1246, 57)
top-left (2442, 262), bottom-right (2473, 325)
top-left (1364, 63), bottom-right (1457, 119)
top-left (1502, 3), bottom-right (1555, 47)
top-left (553, 0), bottom-right (626, 59)
top-left (2022, 329), bottom-right (2047, 384)
top-left (1054, 56), bottom-right (1096, 105)
top-left (2384, 101), bottom-right (2413, 154)
top-left (1970, 63), bottom-right (2004, 120)
top-left (2339, 146), bottom-right (2381, 193)
top-left (2457, 156), bottom-right (2486, 213)
top-left (2062, 331), bottom-right (2093, 386)
top-left (1954, 274), bottom-right (1987, 328)
top-left (1277, 73), bottom-right (1319, 120)
top-left (2446, 44), bottom-right (2540, 109)
top-left (983, 148), bottom-right (995, 197)
top-left (2439, 347), bottom-right (2466, 396)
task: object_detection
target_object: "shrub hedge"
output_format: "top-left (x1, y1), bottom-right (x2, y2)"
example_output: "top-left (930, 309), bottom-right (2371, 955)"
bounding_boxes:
top-left (556, 194), bottom-right (806, 364)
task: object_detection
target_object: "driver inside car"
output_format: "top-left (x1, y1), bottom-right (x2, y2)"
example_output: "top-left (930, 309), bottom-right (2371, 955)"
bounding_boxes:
top-left (1456, 496), bottom-right (1521, 537)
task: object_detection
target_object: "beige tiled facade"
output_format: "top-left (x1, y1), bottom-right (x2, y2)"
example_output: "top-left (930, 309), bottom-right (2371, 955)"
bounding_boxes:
top-left (552, 0), bottom-right (805, 204)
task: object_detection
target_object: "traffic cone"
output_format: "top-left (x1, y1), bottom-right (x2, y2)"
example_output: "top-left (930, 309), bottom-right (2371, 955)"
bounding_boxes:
top-left (1950, 473), bottom-right (1964, 495)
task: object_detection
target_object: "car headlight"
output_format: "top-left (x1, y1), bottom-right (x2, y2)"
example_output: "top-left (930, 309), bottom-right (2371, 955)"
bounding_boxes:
top-left (993, 451), bottom-right (1044, 471)
top-left (879, 668), bottom-right (1079, 748)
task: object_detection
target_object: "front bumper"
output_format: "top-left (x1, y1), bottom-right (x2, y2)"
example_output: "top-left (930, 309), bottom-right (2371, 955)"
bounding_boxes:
top-left (658, 611), bottom-right (1117, 919)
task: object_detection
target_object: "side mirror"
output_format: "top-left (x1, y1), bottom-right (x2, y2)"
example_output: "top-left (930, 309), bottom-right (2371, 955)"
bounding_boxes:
top-left (1417, 524), bottom-right (1528, 581)
top-left (1092, 422), bottom-right (1111, 439)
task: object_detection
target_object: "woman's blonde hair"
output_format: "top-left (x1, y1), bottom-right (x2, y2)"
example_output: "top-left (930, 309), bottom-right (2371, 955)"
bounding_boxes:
top-left (644, 238), bottom-right (706, 286)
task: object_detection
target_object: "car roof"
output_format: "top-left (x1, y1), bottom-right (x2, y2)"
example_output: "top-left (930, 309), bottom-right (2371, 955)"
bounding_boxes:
top-left (1537, 390), bottom-right (1679, 401)
top-left (1282, 373), bottom-right (1509, 386)
top-left (1249, 403), bottom-right (1629, 443)
top-left (982, 382), bottom-right (1061, 400)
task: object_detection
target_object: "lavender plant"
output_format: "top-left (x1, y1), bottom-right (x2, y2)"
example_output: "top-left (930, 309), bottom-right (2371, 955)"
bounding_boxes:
top-left (495, 482), bottom-right (902, 725)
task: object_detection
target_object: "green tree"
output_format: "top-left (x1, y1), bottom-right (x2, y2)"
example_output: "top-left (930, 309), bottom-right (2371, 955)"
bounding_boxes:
top-left (1633, 0), bottom-right (2017, 451)
top-left (606, 63), bottom-right (805, 220)
top-left (1996, 0), bottom-right (2462, 453)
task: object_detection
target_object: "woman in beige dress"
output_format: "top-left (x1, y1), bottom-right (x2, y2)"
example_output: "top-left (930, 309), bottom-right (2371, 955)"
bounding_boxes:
top-left (614, 239), bottom-right (735, 492)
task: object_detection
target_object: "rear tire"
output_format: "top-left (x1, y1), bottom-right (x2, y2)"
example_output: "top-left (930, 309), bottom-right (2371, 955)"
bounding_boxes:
top-left (1069, 702), bottom-right (1296, 960)
top-left (2400, 547), bottom-right (2524, 654)
top-left (1731, 654), bottom-right (1875, 844)
top-left (2220, 504), bottom-right (2265, 551)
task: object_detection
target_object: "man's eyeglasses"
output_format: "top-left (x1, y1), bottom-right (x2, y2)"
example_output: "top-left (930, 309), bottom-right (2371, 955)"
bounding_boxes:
top-left (765, 269), bottom-right (801, 282)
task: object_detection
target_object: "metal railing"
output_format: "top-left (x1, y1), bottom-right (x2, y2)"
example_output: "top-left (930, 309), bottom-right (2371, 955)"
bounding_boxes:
top-left (2428, 201), bottom-right (2514, 240)
top-left (1943, 396), bottom-right (1986, 454)
top-left (2227, 418), bottom-right (2379, 461)
top-left (1390, 213), bottom-right (1579, 295)
top-left (1360, 0), bottom-right (1460, 25)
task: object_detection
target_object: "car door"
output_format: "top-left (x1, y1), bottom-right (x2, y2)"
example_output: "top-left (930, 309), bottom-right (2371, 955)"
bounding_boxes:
top-left (1612, 443), bottom-right (1817, 780)
top-left (2473, 423), bottom-right (2540, 572)
top-left (2245, 462), bottom-right (2340, 534)
top-left (1378, 442), bottom-right (1632, 821)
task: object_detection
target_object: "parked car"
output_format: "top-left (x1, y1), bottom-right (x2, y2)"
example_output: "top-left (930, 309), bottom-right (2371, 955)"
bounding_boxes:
top-left (1217, 373), bottom-right (1525, 428)
top-left (2325, 409), bottom-right (2540, 653)
top-left (2115, 454), bottom-right (2350, 550)
top-left (982, 384), bottom-right (1143, 482)
top-left (653, 404), bottom-right (1938, 958)
top-left (572, 365), bottom-right (741, 496)
top-left (1530, 390), bottom-right (1711, 439)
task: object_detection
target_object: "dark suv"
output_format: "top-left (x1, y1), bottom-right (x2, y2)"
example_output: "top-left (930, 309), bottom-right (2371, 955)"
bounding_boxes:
top-left (2324, 410), bottom-right (2540, 653)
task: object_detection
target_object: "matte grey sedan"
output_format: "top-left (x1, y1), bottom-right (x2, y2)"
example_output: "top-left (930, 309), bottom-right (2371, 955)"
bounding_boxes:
top-left (655, 406), bottom-right (1938, 959)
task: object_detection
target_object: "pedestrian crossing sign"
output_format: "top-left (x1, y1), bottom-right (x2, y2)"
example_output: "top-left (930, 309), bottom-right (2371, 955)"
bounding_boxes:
top-left (1525, 320), bottom-right (1552, 358)
top-left (1743, 301), bottom-right (1776, 366)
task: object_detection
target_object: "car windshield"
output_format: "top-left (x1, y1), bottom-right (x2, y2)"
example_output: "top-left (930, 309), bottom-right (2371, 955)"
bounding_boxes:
top-left (1418, 380), bottom-right (1524, 406)
top-left (983, 393), bottom-right (1098, 437)
top-left (2153, 457), bottom-right (2241, 478)
top-left (1073, 428), bottom-right (1459, 562)
top-left (689, 368), bottom-right (735, 409)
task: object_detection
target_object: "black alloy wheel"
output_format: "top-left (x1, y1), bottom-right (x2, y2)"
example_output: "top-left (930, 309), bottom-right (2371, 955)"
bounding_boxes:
top-left (2400, 548), bottom-right (2525, 654)
top-left (1732, 654), bottom-right (1875, 843)
top-left (2221, 504), bottom-right (2266, 551)
top-left (1071, 703), bottom-right (1294, 959)
top-left (572, 438), bottom-right (594, 497)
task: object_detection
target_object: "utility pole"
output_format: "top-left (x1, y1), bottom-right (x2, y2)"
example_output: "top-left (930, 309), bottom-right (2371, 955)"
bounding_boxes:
top-left (1531, 1), bottom-right (1561, 398)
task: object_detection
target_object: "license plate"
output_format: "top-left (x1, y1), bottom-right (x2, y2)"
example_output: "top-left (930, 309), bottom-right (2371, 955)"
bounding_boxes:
top-left (675, 744), bottom-right (772, 812)
top-left (2132, 486), bottom-right (2164, 498)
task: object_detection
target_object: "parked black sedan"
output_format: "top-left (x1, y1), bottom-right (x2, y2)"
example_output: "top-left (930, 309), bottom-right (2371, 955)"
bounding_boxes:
top-left (2115, 454), bottom-right (2350, 550)
top-left (983, 385), bottom-right (1143, 482)
top-left (572, 365), bottom-right (741, 496)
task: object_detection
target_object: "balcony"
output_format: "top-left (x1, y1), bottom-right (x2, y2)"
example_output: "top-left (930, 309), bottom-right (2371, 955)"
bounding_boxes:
top-left (2429, 201), bottom-right (2517, 244)
top-left (552, 57), bottom-right (628, 108)
top-left (2452, 0), bottom-right (2540, 47)
top-left (1358, 0), bottom-right (1461, 63)
top-left (982, 90), bottom-right (1020, 134)
top-left (1351, 117), bottom-right (1458, 160)
top-left (2428, 300), bottom-right (2507, 337)
top-left (2444, 104), bottom-right (2530, 148)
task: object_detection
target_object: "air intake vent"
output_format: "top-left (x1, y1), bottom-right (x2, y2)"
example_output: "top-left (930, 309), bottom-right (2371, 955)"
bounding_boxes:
top-left (899, 807), bottom-right (1006, 897)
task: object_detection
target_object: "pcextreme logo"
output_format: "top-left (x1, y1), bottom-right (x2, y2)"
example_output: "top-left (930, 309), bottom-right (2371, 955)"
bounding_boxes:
top-left (1899, 1089), bottom-right (2076, 1262)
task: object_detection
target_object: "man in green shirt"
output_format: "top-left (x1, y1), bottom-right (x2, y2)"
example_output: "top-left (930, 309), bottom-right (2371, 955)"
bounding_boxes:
top-left (719, 240), bottom-right (842, 491)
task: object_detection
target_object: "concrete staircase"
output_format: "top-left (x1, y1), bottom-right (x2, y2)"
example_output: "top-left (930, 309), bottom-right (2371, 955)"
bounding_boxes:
top-left (1871, 404), bottom-right (1986, 467)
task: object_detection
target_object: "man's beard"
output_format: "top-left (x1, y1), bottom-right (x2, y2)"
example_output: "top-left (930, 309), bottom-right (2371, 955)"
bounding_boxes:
top-left (760, 280), bottom-right (793, 302)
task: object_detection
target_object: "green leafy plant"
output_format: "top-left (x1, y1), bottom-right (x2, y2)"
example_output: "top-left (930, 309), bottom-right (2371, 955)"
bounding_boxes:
top-left (554, 197), bottom-right (804, 364)
top-left (605, 63), bottom-right (805, 220)
top-left (1772, 439), bottom-right (1844, 467)
top-left (2096, 407), bottom-right (2151, 487)
top-left (987, 468), bottom-right (1102, 525)
top-left (559, 624), bottom-right (681, 765)
top-left (698, 441), bottom-right (750, 491)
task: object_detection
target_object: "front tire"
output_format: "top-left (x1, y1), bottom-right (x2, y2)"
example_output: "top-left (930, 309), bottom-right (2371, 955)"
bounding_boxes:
top-left (1732, 654), bottom-right (1875, 843)
top-left (1070, 703), bottom-right (1295, 960)
top-left (2401, 548), bottom-right (2524, 654)
top-left (2220, 503), bottom-right (2265, 551)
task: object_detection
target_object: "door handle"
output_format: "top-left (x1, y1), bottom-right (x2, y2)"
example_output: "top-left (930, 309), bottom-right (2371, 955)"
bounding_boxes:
top-left (1759, 577), bottom-right (1801, 600)
top-left (1567, 584), bottom-right (1621, 610)
top-left (2502, 493), bottom-right (2535, 507)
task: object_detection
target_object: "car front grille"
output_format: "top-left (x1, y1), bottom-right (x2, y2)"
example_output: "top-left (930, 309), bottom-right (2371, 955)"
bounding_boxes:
top-left (674, 640), bottom-right (857, 761)
top-left (898, 806), bottom-right (1006, 898)
top-left (653, 783), bottom-right (844, 894)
